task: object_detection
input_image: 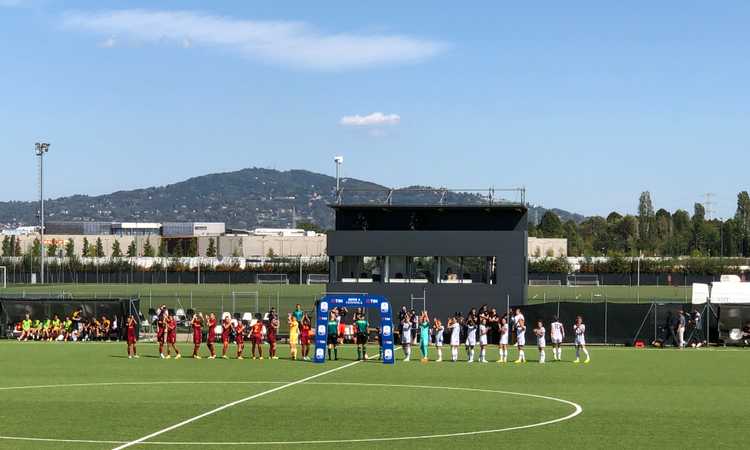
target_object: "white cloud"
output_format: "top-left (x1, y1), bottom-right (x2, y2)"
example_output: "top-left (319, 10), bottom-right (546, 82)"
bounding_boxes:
top-left (340, 112), bottom-right (401, 127)
top-left (61, 9), bottom-right (446, 70)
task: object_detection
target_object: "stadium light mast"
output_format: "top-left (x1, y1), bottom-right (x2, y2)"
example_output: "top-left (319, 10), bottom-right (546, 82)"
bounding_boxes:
top-left (35, 142), bottom-right (50, 284)
top-left (334, 156), bottom-right (343, 203)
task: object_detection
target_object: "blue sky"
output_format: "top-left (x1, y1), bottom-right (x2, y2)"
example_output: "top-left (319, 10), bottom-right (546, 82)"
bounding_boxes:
top-left (1, 1), bottom-right (748, 218)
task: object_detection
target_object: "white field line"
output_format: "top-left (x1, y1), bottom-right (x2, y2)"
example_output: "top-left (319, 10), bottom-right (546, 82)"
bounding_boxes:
top-left (111, 360), bottom-right (361, 450)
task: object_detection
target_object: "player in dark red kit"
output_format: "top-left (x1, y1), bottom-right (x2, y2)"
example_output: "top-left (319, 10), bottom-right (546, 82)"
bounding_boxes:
top-left (235, 320), bottom-right (245, 359)
top-left (267, 315), bottom-right (279, 359)
top-left (166, 314), bottom-right (181, 359)
top-left (300, 313), bottom-right (312, 361)
top-left (126, 314), bottom-right (139, 359)
top-left (221, 316), bottom-right (232, 359)
top-left (206, 312), bottom-right (217, 359)
top-left (251, 319), bottom-right (264, 359)
top-left (156, 307), bottom-right (167, 359)
top-left (191, 313), bottom-right (203, 359)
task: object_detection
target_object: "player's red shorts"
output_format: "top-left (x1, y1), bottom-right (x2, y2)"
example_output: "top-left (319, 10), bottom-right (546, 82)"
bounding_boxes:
top-left (338, 323), bottom-right (345, 336)
top-left (167, 332), bottom-right (176, 344)
top-left (127, 331), bottom-right (136, 344)
top-left (193, 330), bottom-right (202, 345)
top-left (300, 332), bottom-right (310, 345)
top-left (157, 328), bottom-right (166, 343)
top-left (222, 333), bottom-right (230, 344)
top-left (266, 331), bottom-right (276, 344)
top-left (236, 335), bottom-right (244, 345)
top-left (207, 332), bottom-right (215, 344)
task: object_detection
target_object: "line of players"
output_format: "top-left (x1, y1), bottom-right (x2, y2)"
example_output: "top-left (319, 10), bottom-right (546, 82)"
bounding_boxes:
top-left (124, 304), bottom-right (591, 364)
top-left (398, 308), bottom-right (591, 364)
top-left (125, 304), bottom-right (316, 360)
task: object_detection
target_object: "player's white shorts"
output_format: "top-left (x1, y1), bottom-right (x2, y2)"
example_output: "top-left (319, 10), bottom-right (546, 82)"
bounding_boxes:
top-left (435, 334), bottom-right (443, 346)
top-left (575, 336), bottom-right (586, 346)
top-left (450, 334), bottom-right (460, 346)
top-left (500, 334), bottom-right (508, 345)
top-left (479, 335), bottom-right (488, 346)
top-left (537, 337), bottom-right (546, 348)
top-left (551, 337), bottom-right (562, 344)
top-left (466, 336), bottom-right (477, 346)
top-left (516, 335), bottom-right (526, 346)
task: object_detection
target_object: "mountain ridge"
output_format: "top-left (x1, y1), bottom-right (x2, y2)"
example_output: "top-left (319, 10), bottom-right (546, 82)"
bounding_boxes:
top-left (0, 167), bottom-right (584, 229)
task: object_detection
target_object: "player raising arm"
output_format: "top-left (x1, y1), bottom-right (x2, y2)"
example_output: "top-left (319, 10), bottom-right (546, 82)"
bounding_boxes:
top-left (234, 320), bottom-right (245, 360)
top-left (126, 314), bottom-right (138, 359)
top-left (573, 315), bottom-right (590, 364)
top-left (433, 318), bottom-right (444, 362)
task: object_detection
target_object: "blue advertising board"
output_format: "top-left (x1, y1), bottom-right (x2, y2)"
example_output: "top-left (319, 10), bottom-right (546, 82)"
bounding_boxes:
top-left (313, 294), bottom-right (395, 364)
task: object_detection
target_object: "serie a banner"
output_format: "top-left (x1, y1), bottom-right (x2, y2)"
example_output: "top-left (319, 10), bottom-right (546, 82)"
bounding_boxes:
top-left (314, 294), bottom-right (395, 364)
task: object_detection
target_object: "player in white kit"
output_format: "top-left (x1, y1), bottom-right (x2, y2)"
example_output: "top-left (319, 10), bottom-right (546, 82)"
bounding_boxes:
top-left (573, 315), bottom-right (590, 364)
top-left (465, 317), bottom-right (477, 363)
top-left (550, 316), bottom-right (565, 361)
top-left (533, 320), bottom-right (546, 364)
top-left (514, 318), bottom-right (526, 363)
top-left (478, 318), bottom-right (489, 363)
top-left (401, 316), bottom-right (412, 362)
top-left (448, 317), bottom-right (461, 362)
top-left (433, 318), bottom-right (444, 362)
top-left (497, 316), bottom-right (509, 363)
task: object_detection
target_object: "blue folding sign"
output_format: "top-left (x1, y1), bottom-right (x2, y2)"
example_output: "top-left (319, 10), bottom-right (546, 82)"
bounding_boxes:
top-left (314, 294), bottom-right (395, 364)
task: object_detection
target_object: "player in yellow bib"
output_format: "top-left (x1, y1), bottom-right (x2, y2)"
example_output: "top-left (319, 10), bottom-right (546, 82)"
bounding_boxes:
top-left (288, 314), bottom-right (299, 360)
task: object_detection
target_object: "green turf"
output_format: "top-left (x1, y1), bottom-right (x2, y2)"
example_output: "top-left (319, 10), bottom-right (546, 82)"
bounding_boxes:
top-left (1, 282), bottom-right (692, 312)
top-left (0, 341), bottom-right (747, 449)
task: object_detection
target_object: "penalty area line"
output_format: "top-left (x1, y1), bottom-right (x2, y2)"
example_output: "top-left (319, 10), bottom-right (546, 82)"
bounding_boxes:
top-left (111, 360), bottom-right (361, 450)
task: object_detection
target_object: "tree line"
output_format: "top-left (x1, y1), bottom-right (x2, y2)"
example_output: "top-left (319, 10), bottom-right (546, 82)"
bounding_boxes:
top-left (531, 191), bottom-right (750, 257)
top-left (1, 236), bottom-right (211, 258)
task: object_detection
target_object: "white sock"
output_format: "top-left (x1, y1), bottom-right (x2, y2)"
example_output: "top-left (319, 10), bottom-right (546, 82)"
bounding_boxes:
top-left (480, 348), bottom-right (486, 361)
top-left (576, 347), bottom-right (580, 359)
top-left (519, 350), bottom-right (525, 361)
top-left (582, 348), bottom-right (589, 359)
top-left (539, 349), bottom-right (545, 363)
top-left (502, 349), bottom-right (507, 360)
top-left (468, 348), bottom-right (474, 362)
top-left (436, 347), bottom-right (442, 360)
top-left (452, 347), bottom-right (458, 361)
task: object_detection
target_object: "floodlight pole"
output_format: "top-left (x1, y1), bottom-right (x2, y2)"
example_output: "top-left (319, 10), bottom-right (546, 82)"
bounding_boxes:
top-left (35, 142), bottom-right (50, 284)
top-left (334, 156), bottom-right (343, 203)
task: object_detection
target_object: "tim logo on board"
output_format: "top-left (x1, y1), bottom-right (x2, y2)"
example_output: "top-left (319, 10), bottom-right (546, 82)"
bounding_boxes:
top-left (384, 349), bottom-right (393, 362)
top-left (382, 325), bottom-right (392, 337)
top-left (380, 302), bottom-right (389, 313)
top-left (317, 325), bottom-right (326, 336)
top-left (316, 348), bottom-right (325, 360)
top-left (319, 302), bottom-right (328, 313)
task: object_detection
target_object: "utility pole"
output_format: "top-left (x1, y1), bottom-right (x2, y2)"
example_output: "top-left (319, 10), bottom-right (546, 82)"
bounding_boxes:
top-left (35, 142), bottom-right (50, 284)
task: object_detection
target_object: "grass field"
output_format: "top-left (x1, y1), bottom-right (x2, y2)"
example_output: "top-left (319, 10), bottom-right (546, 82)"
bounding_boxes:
top-left (0, 341), bottom-right (747, 449)
top-left (0, 282), bottom-right (693, 314)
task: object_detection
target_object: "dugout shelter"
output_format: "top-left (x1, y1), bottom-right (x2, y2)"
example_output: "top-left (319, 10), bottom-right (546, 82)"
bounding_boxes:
top-left (0, 297), bottom-right (140, 339)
